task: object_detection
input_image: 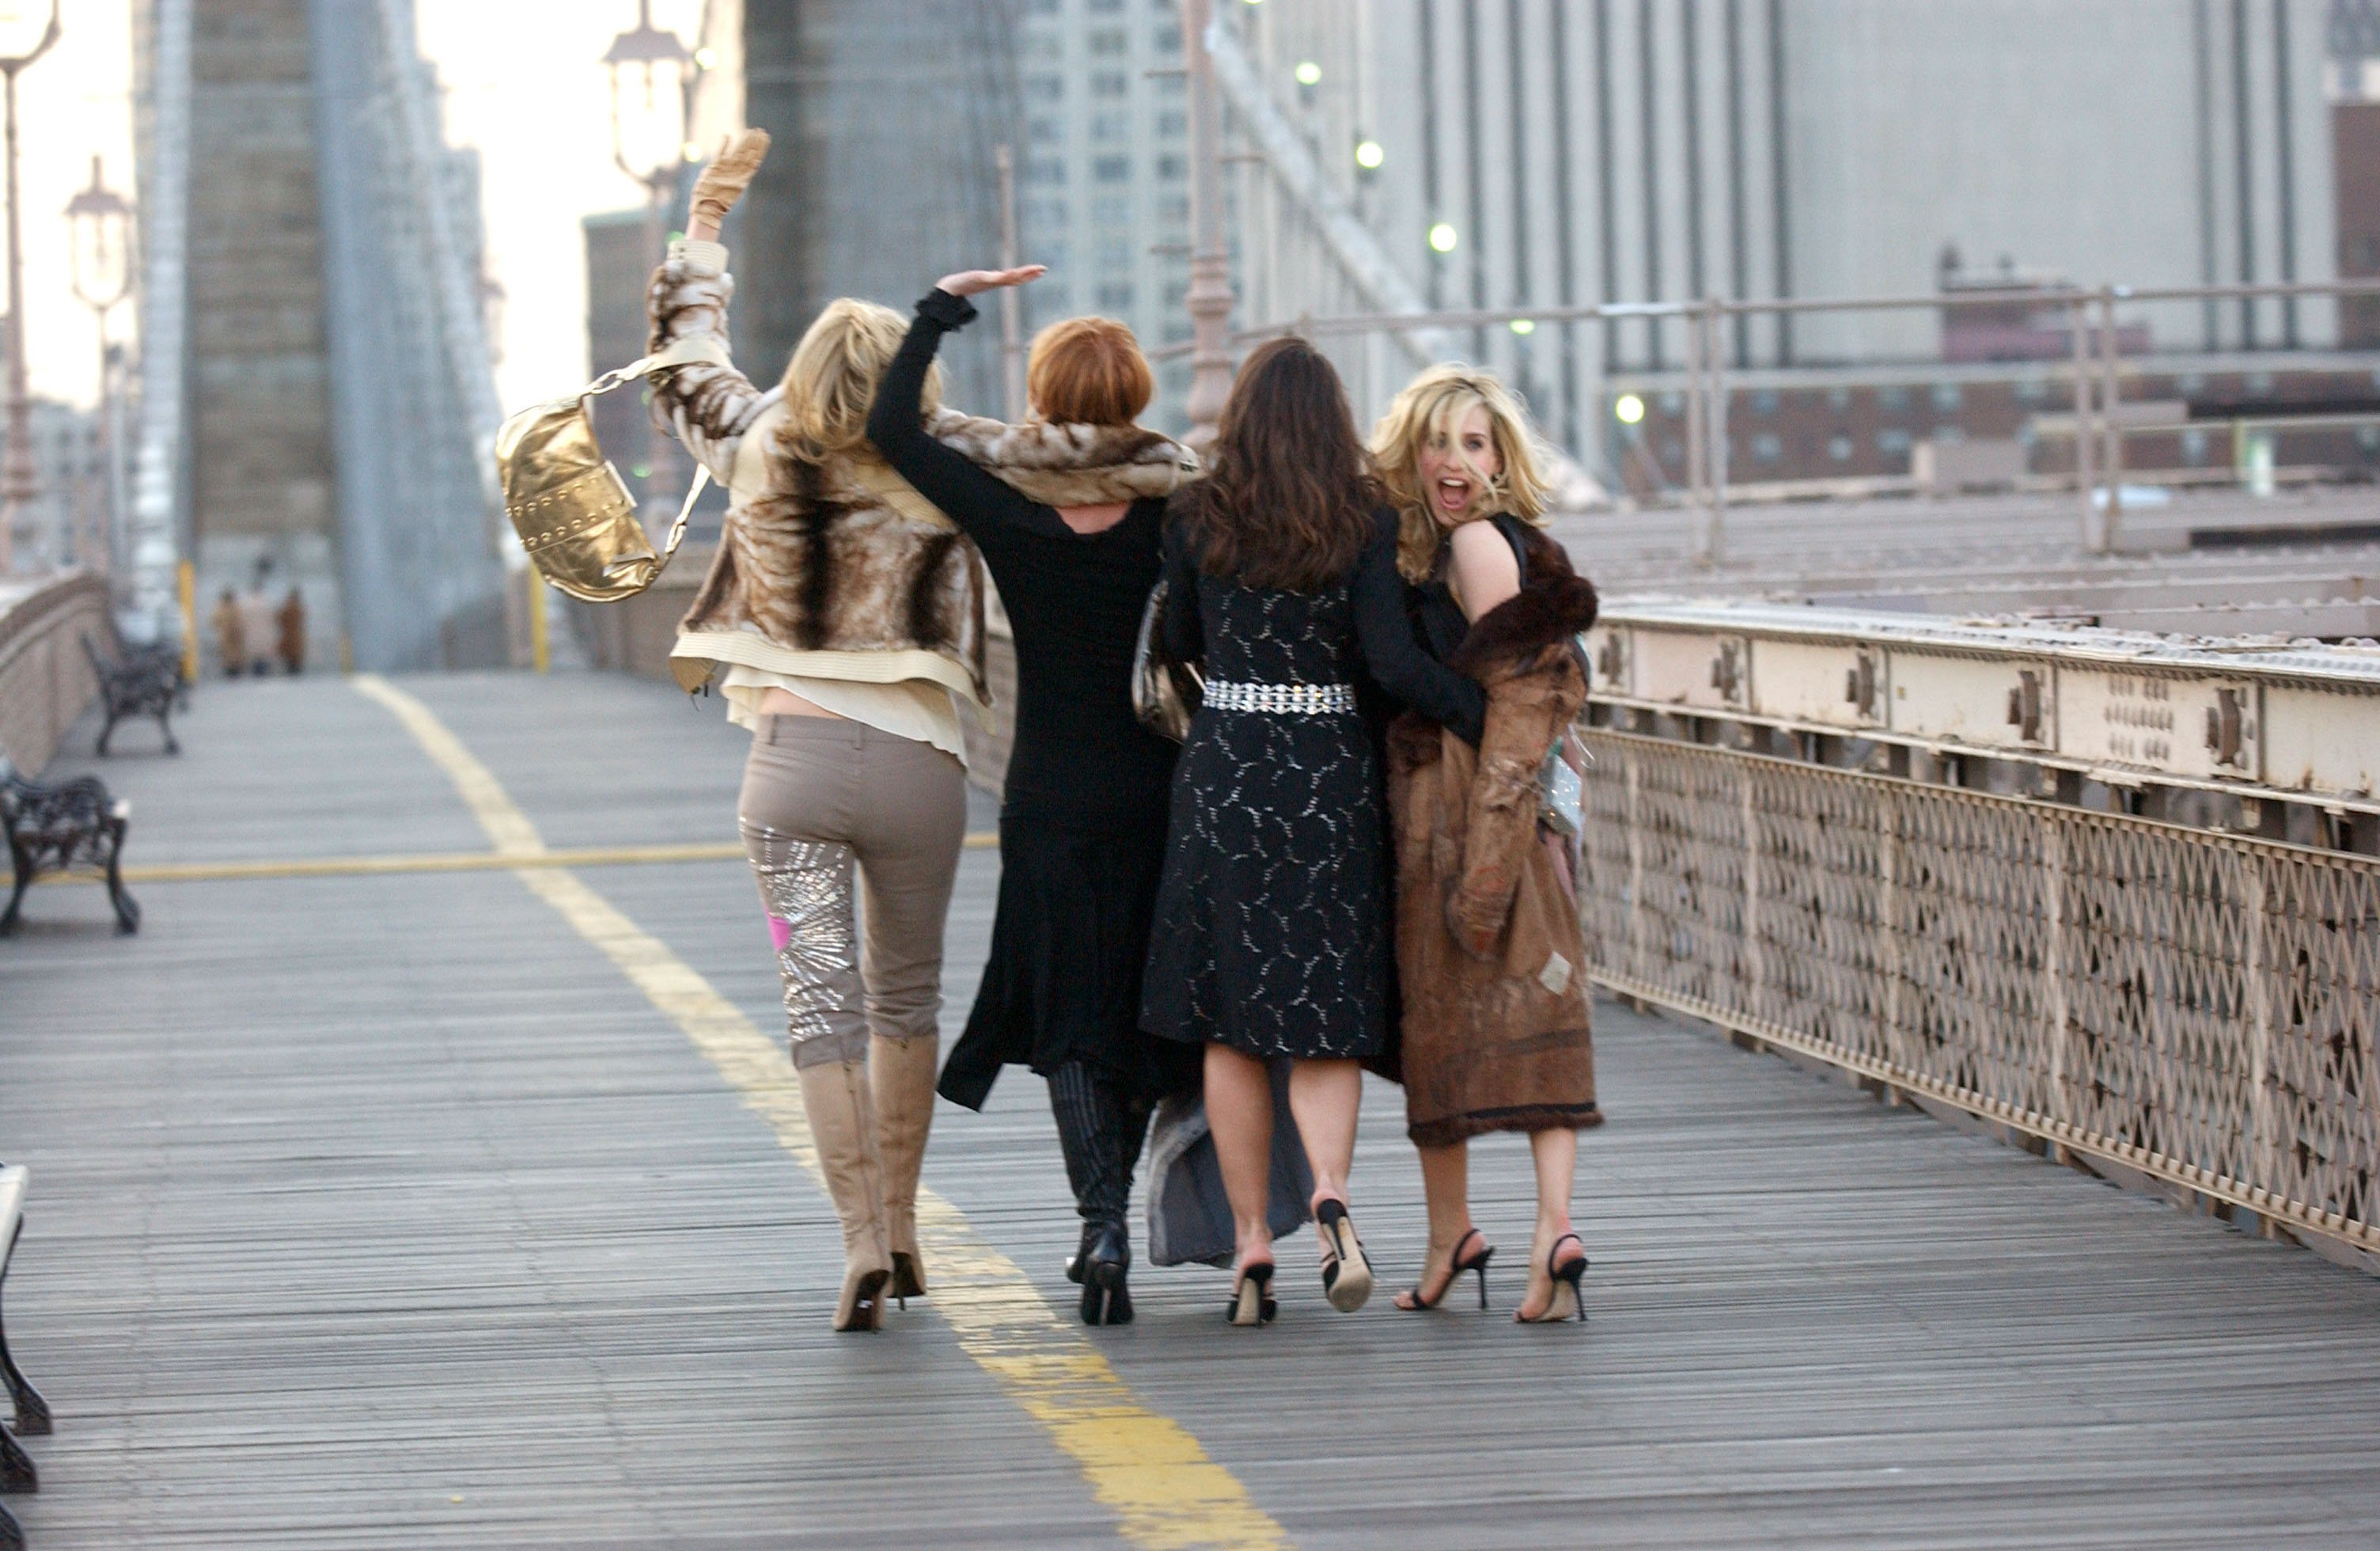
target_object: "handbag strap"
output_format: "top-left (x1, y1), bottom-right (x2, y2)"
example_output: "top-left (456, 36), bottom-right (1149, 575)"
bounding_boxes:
top-left (584, 333), bottom-right (727, 575)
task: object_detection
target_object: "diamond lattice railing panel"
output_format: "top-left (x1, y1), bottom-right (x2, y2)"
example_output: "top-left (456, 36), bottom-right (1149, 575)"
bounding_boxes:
top-left (1579, 730), bottom-right (2380, 1250)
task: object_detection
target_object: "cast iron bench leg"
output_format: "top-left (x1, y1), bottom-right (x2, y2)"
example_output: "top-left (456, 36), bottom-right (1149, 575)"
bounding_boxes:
top-left (103, 819), bottom-right (138, 935)
top-left (0, 1500), bottom-right (21, 1550)
top-left (0, 1238), bottom-right (48, 1438)
top-left (0, 859), bottom-right (25, 937)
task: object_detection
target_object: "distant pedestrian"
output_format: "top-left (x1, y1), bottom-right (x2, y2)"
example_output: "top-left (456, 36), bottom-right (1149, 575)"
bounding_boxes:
top-left (649, 130), bottom-right (987, 1334)
top-left (277, 587), bottom-right (307, 675)
top-left (210, 586), bottom-right (248, 677)
top-left (238, 589), bottom-right (277, 677)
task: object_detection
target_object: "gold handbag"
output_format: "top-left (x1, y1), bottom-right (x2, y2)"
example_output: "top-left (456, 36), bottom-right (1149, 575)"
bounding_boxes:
top-left (495, 336), bottom-right (726, 602)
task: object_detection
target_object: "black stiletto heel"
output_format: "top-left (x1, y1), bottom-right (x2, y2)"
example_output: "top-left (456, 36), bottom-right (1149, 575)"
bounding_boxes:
top-left (1314, 1199), bottom-right (1374, 1312)
top-left (1395, 1227), bottom-right (1496, 1311)
top-left (1226, 1260), bottom-right (1277, 1326)
top-left (1079, 1223), bottom-right (1134, 1326)
top-left (1517, 1233), bottom-right (1589, 1325)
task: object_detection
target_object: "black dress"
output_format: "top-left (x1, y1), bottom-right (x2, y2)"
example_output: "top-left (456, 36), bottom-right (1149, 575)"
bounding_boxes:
top-left (866, 291), bottom-right (1200, 1111)
top-left (1140, 510), bottom-right (1486, 1060)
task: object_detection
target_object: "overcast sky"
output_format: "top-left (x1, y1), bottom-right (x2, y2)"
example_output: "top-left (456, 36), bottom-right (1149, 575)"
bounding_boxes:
top-left (29, 0), bottom-right (704, 414)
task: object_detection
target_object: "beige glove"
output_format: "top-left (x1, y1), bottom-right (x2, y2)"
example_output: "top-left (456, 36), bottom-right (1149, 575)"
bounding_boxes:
top-left (689, 129), bottom-right (771, 228)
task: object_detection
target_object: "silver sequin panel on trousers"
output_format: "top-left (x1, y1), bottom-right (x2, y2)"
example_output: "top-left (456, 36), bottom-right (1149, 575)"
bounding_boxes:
top-left (741, 821), bottom-right (870, 1067)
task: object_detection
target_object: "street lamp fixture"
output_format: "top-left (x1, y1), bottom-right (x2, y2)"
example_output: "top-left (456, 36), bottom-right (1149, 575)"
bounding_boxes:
top-left (1428, 222), bottom-right (1459, 254)
top-left (602, 0), bottom-right (695, 514)
top-left (66, 152), bottom-right (134, 574)
top-left (1353, 138), bottom-right (1385, 171)
top-left (1614, 392), bottom-right (1647, 426)
top-left (0, 0), bottom-right (62, 575)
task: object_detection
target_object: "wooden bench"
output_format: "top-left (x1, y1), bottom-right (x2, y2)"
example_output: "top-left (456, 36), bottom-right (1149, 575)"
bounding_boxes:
top-left (0, 1163), bottom-right (45, 1550)
top-left (79, 635), bottom-right (180, 757)
top-left (0, 763), bottom-right (138, 936)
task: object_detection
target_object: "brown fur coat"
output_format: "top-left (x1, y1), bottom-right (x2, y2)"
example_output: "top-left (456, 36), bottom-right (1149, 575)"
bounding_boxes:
top-left (1386, 528), bottom-right (1601, 1147)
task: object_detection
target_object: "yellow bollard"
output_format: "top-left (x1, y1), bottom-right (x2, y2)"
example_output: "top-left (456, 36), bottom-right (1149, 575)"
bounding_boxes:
top-left (528, 568), bottom-right (549, 674)
top-left (176, 559), bottom-right (199, 683)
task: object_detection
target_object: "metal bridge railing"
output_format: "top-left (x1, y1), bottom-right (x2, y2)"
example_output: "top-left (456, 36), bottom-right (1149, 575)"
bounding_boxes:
top-left (1579, 724), bottom-right (2380, 1259)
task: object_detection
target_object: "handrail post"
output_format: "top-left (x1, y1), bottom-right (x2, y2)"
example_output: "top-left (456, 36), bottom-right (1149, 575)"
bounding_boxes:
top-left (1707, 300), bottom-right (1729, 567)
top-left (2096, 286), bottom-right (2123, 553)
top-left (1686, 301), bottom-right (1712, 567)
top-left (2070, 293), bottom-right (2098, 550)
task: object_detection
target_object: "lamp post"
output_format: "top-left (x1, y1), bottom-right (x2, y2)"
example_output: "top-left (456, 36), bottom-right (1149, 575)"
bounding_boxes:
top-left (0, 0), bottom-right (62, 575)
top-left (1178, 0), bottom-right (1235, 447)
top-left (66, 153), bottom-right (134, 575)
top-left (603, 0), bottom-right (695, 518)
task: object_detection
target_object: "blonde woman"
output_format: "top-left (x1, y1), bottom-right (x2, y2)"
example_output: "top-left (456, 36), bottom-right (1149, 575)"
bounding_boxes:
top-left (646, 131), bottom-right (990, 1333)
top-left (1370, 366), bottom-right (1601, 1324)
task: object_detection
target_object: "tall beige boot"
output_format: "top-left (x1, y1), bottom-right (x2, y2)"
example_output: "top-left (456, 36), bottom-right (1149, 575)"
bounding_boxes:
top-left (871, 1034), bottom-right (940, 1300)
top-left (798, 1059), bottom-right (892, 1332)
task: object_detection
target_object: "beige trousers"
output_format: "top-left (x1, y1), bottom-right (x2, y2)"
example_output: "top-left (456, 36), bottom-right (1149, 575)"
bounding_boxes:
top-left (737, 715), bottom-right (968, 1068)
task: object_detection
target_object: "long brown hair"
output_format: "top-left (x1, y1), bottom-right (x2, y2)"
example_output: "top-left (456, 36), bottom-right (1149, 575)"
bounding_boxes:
top-left (1172, 338), bottom-right (1378, 591)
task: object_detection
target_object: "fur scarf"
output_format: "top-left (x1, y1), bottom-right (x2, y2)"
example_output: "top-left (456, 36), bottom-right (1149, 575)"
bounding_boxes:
top-left (927, 408), bottom-right (1199, 506)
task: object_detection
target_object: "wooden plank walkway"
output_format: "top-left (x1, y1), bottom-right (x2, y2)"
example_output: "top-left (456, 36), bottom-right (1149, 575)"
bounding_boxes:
top-left (4, 670), bottom-right (2380, 1547)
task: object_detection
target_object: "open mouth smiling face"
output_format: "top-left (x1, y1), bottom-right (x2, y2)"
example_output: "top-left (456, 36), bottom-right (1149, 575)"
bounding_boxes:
top-left (1418, 401), bottom-right (1502, 525)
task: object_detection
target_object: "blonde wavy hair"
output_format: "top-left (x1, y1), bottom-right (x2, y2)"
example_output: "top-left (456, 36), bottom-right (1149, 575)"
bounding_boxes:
top-left (1370, 364), bottom-right (1551, 582)
top-left (777, 298), bottom-right (942, 457)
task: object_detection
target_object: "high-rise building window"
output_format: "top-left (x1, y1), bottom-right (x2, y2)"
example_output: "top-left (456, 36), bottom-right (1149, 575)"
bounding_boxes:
top-left (1162, 194), bottom-right (1188, 224)
top-left (1025, 74), bottom-right (1063, 100)
top-left (1751, 433), bottom-right (1783, 463)
top-left (1026, 157), bottom-right (1067, 185)
top-left (1931, 382), bottom-right (1963, 411)
top-left (1025, 198), bottom-right (1069, 228)
top-left (1154, 24), bottom-right (1180, 51)
top-left (1157, 110), bottom-right (1185, 137)
top-left (1098, 282), bottom-right (1136, 308)
top-left (1093, 71), bottom-right (1129, 97)
top-left (1094, 195), bottom-right (1131, 226)
top-left (1091, 112), bottom-right (1127, 141)
top-left (1099, 238), bottom-right (1132, 268)
top-left (1090, 28), bottom-right (1127, 55)
top-left (1029, 116), bottom-right (1063, 143)
top-left (1093, 155), bottom-right (1131, 182)
top-left (1156, 154), bottom-right (1185, 180)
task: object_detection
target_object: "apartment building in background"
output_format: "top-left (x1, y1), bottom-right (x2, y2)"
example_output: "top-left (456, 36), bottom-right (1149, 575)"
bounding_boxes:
top-left (1226, 0), bottom-right (2352, 487)
top-left (1015, 0), bottom-right (1196, 431)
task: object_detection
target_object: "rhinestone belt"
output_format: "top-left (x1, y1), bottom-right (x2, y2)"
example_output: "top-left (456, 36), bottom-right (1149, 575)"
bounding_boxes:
top-left (1203, 679), bottom-right (1357, 715)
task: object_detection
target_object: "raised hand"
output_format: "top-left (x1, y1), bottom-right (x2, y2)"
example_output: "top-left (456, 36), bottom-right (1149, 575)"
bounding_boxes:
top-left (687, 129), bottom-right (771, 241)
top-left (933, 266), bottom-right (1048, 298)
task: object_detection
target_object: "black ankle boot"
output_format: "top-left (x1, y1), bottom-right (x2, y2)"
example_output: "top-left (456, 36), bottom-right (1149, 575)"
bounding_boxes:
top-left (1064, 1220), bottom-right (1100, 1284)
top-left (1078, 1221), bottom-right (1132, 1325)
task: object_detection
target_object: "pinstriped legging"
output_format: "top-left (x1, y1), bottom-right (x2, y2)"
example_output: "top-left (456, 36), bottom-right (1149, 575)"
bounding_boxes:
top-left (1048, 1061), bottom-right (1155, 1229)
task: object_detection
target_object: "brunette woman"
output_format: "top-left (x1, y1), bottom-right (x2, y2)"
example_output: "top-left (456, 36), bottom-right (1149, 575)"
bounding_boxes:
top-left (1143, 339), bottom-right (1486, 1325)
top-left (865, 268), bottom-right (1203, 1325)
top-left (1371, 366), bottom-right (1601, 1324)
top-left (648, 133), bottom-right (990, 1333)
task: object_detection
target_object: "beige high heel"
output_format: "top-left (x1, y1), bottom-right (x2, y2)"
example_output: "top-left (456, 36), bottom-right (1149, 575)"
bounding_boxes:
top-left (870, 1033), bottom-right (939, 1303)
top-left (798, 1059), bottom-right (893, 1332)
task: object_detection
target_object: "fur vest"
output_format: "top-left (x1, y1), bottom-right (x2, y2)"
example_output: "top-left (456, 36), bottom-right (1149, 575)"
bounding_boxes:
top-left (1383, 526), bottom-right (1604, 1147)
top-left (648, 242), bottom-right (1198, 700)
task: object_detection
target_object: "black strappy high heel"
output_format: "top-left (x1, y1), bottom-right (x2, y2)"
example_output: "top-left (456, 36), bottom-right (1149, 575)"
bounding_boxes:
top-left (1226, 1259), bottom-right (1277, 1326)
top-left (1314, 1199), bottom-right (1374, 1312)
top-left (1395, 1227), bottom-right (1496, 1311)
top-left (1517, 1233), bottom-right (1588, 1325)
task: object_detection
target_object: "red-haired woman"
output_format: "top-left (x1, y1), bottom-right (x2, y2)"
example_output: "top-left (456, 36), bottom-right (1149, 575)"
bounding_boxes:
top-left (866, 269), bottom-right (1204, 1325)
top-left (1142, 339), bottom-right (1487, 1325)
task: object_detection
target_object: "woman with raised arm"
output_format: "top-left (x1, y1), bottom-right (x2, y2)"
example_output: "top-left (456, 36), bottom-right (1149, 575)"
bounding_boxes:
top-left (864, 270), bottom-right (1203, 1325)
top-left (1142, 339), bottom-right (1488, 1326)
top-left (1370, 366), bottom-right (1601, 1325)
top-left (646, 132), bottom-right (991, 1333)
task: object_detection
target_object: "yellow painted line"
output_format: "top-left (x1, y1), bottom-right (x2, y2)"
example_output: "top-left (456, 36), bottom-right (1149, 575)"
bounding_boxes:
top-left (350, 674), bottom-right (1285, 1550)
top-left (37, 832), bottom-right (995, 888)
